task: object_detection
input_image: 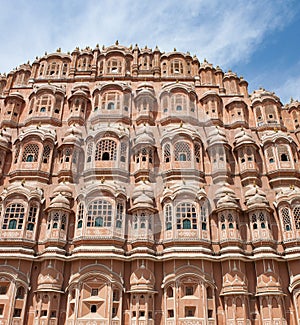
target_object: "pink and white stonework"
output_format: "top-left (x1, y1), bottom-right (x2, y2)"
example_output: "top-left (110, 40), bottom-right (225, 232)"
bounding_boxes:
top-left (0, 42), bottom-right (300, 324)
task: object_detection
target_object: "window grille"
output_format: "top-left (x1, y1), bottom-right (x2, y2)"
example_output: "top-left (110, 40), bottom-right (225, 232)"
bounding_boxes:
top-left (120, 142), bottom-right (127, 162)
top-left (116, 203), bottom-right (124, 228)
top-left (87, 200), bottom-right (112, 227)
top-left (27, 205), bottom-right (38, 231)
top-left (87, 142), bottom-right (93, 162)
top-left (176, 203), bottom-right (197, 230)
top-left (2, 203), bottom-right (25, 230)
top-left (101, 92), bottom-right (121, 110)
top-left (77, 203), bottom-right (84, 228)
top-left (36, 94), bottom-right (52, 112)
top-left (165, 204), bottom-right (172, 230)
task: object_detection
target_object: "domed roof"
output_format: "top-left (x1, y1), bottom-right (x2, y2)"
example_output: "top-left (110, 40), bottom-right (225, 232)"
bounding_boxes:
top-left (245, 185), bottom-right (269, 209)
top-left (234, 129), bottom-right (256, 147)
top-left (49, 193), bottom-right (70, 209)
top-left (207, 126), bottom-right (228, 146)
top-left (215, 183), bottom-right (239, 209)
top-left (53, 182), bottom-right (73, 198)
top-left (132, 181), bottom-right (155, 209)
top-left (63, 125), bottom-right (83, 145)
top-left (130, 266), bottom-right (155, 291)
top-left (132, 181), bottom-right (154, 200)
top-left (134, 125), bottom-right (155, 147)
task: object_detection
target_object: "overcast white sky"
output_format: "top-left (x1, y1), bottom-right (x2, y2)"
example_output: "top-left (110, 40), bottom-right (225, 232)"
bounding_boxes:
top-left (0, 0), bottom-right (299, 103)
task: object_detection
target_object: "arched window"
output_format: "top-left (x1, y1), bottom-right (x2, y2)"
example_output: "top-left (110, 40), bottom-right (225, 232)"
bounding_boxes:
top-left (2, 203), bottom-right (25, 230)
top-left (277, 145), bottom-right (290, 162)
top-left (48, 212), bottom-right (66, 230)
top-left (16, 286), bottom-right (25, 299)
top-left (194, 143), bottom-right (201, 163)
top-left (176, 203), bottom-right (197, 230)
top-left (165, 204), bottom-right (172, 230)
top-left (95, 139), bottom-right (117, 161)
top-left (87, 200), bottom-right (112, 227)
top-left (22, 144), bottom-right (39, 162)
top-left (174, 142), bottom-right (191, 161)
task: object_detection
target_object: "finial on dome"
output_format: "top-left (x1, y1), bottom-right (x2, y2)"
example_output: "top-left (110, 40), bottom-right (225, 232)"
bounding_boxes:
top-left (45, 51), bottom-right (47, 55)
top-left (57, 47), bottom-right (61, 52)
top-left (180, 121), bottom-right (183, 128)
top-left (290, 184), bottom-right (295, 190)
top-left (101, 177), bottom-right (105, 183)
top-left (21, 179), bottom-right (25, 186)
top-left (174, 48), bottom-right (177, 51)
top-left (291, 97), bottom-right (294, 103)
top-left (115, 40), bottom-right (119, 45)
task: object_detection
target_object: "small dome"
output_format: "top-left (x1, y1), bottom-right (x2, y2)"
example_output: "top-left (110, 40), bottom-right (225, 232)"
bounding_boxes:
top-left (245, 185), bottom-right (269, 208)
top-left (49, 193), bottom-right (70, 209)
top-left (207, 126), bottom-right (228, 146)
top-left (53, 182), bottom-right (73, 198)
top-left (134, 125), bottom-right (155, 147)
top-left (63, 125), bottom-right (83, 144)
top-left (132, 181), bottom-right (154, 201)
top-left (133, 192), bottom-right (154, 207)
top-left (217, 193), bottom-right (239, 209)
top-left (130, 267), bottom-right (155, 291)
top-left (215, 183), bottom-right (236, 199)
top-left (234, 129), bottom-right (256, 147)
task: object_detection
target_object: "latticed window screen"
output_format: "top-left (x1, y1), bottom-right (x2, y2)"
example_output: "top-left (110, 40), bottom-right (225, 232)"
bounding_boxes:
top-left (251, 214), bottom-right (257, 223)
top-left (42, 145), bottom-right (51, 163)
top-left (36, 95), bottom-right (52, 112)
top-left (2, 203), bottom-right (25, 230)
top-left (281, 207), bottom-right (292, 231)
top-left (266, 147), bottom-right (274, 163)
top-left (87, 200), bottom-right (112, 227)
top-left (200, 206), bottom-right (207, 230)
top-left (87, 142), bottom-right (93, 162)
top-left (14, 144), bottom-right (20, 163)
top-left (116, 203), bottom-right (124, 228)
top-left (293, 206), bottom-right (300, 229)
top-left (259, 212), bottom-right (266, 222)
top-left (165, 204), bottom-right (172, 230)
top-left (120, 142), bottom-right (127, 162)
top-left (176, 203), bottom-right (197, 230)
top-left (174, 142), bottom-right (191, 161)
top-left (163, 144), bottom-right (171, 162)
top-left (194, 143), bottom-right (201, 163)
top-left (27, 205), bottom-right (38, 231)
top-left (95, 139), bottom-right (117, 161)
top-left (22, 144), bottom-right (39, 162)
top-left (101, 92), bottom-right (121, 110)
top-left (77, 203), bottom-right (84, 228)
top-left (162, 97), bottom-right (168, 112)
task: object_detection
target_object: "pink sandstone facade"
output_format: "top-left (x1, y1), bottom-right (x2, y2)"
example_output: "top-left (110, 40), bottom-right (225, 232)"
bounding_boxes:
top-left (0, 42), bottom-right (300, 325)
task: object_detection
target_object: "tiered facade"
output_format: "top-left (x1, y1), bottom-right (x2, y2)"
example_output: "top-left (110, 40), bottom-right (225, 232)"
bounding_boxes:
top-left (0, 42), bottom-right (300, 324)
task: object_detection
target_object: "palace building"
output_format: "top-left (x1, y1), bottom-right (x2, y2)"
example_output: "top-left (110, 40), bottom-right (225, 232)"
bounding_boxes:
top-left (0, 42), bottom-right (300, 325)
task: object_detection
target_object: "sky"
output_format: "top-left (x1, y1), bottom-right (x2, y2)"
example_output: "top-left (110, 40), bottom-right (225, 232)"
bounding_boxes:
top-left (0, 0), bottom-right (299, 104)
